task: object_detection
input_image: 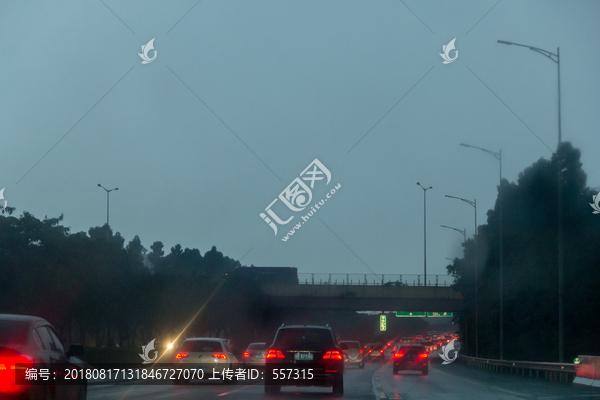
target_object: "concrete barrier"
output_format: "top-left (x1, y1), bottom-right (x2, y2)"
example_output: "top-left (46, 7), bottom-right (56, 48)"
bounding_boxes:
top-left (573, 356), bottom-right (600, 387)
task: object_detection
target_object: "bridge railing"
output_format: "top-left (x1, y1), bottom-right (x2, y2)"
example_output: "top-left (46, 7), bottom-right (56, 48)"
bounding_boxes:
top-left (297, 273), bottom-right (454, 287)
top-left (460, 354), bottom-right (576, 383)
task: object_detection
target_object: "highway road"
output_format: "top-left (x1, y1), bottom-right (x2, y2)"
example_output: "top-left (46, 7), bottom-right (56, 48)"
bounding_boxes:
top-left (87, 358), bottom-right (600, 400)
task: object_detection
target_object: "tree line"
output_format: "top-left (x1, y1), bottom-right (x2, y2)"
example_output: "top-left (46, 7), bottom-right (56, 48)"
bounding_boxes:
top-left (448, 142), bottom-right (600, 362)
top-left (0, 210), bottom-right (251, 349)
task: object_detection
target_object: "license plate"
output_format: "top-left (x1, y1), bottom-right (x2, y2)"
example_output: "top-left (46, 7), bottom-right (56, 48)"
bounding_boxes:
top-left (294, 353), bottom-right (313, 361)
top-left (255, 355), bottom-right (265, 359)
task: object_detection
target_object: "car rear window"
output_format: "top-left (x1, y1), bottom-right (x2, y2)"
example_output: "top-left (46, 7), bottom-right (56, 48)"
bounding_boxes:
top-left (400, 346), bottom-right (425, 355)
top-left (421, 341), bottom-right (434, 346)
top-left (0, 320), bottom-right (29, 346)
top-left (273, 328), bottom-right (334, 350)
top-left (180, 340), bottom-right (223, 352)
top-left (339, 341), bottom-right (359, 350)
top-left (248, 343), bottom-right (266, 350)
top-left (372, 344), bottom-right (383, 350)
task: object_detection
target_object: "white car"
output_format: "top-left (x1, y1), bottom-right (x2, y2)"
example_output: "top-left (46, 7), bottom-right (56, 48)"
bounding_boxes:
top-left (173, 338), bottom-right (239, 383)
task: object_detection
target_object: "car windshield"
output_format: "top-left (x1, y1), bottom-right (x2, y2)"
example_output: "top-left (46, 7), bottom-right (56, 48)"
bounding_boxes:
top-left (273, 328), bottom-right (334, 350)
top-left (0, 320), bottom-right (28, 346)
top-left (180, 340), bottom-right (223, 353)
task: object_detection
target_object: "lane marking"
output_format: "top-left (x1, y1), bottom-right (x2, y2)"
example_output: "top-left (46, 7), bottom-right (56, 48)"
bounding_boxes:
top-left (217, 385), bottom-right (249, 396)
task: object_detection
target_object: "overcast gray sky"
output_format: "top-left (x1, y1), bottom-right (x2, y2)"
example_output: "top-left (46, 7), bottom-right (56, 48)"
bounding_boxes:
top-left (2, 0), bottom-right (599, 279)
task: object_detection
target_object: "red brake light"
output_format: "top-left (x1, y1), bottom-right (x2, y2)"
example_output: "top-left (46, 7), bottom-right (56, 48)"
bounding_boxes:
top-left (359, 349), bottom-right (363, 354)
top-left (0, 354), bottom-right (33, 394)
top-left (243, 352), bottom-right (250, 358)
top-left (266, 349), bottom-right (285, 359)
top-left (419, 353), bottom-right (428, 358)
top-left (175, 352), bottom-right (188, 359)
top-left (212, 353), bottom-right (227, 360)
top-left (393, 351), bottom-right (406, 358)
top-left (322, 351), bottom-right (343, 360)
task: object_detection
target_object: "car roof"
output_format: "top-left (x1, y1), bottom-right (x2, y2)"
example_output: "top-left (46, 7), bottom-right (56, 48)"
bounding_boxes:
top-left (0, 314), bottom-right (49, 325)
top-left (277, 325), bottom-right (332, 330)
top-left (183, 337), bottom-right (225, 342)
top-left (249, 342), bottom-right (267, 345)
top-left (338, 340), bottom-right (359, 343)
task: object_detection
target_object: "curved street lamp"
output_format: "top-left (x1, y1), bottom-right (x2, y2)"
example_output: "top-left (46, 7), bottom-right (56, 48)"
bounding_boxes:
top-left (441, 225), bottom-right (466, 243)
top-left (497, 39), bottom-right (564, 362)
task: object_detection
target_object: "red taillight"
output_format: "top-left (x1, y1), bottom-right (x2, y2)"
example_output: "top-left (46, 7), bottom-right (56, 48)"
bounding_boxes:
top-left (322, 350), bottom-right (343, 360)
top-left (266, 349), bottom-right (285, 359)
top-left (0, 354), bottom-right (33, 394)
top-left (393, 351), bottom-right (406, 358)
top-left (243, 352), bottom-right (250, 358)
top-left (418, 353), bottom-right (428, 358)
top-left (212, 353), bottom-right (227, 360)
top-left (175, 352), bottom-right (188, 359)
top-left (359, 349), bottom-right (362, 354)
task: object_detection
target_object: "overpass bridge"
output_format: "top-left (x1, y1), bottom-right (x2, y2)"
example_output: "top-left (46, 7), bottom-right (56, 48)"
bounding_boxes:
top-left (260, 274), bottom-right (463, 312)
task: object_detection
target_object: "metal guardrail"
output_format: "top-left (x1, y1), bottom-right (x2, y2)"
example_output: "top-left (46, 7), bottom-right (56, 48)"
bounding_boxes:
top-left (461, 355), bottom-right (576, 383)
top-left (297, 273), bottom-right (454, 287)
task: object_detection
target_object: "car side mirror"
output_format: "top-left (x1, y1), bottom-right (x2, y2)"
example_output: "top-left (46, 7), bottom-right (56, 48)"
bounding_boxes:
top-left (67, 344), bottom-right (84, 357)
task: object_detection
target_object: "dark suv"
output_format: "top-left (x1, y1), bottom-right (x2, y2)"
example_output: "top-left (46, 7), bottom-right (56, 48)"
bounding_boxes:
top-left (264, 324), bottom-right (344, 397)
top-left (392, 344), bottom-right (428, 375)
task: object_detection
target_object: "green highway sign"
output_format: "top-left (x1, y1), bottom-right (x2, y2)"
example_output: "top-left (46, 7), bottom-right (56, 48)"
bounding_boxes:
top-left (427, 312), bottom-right (453, 317)
top-left (380, 315), bottom-right (387, 331)
top-left (396, 312), bottom-right (427, 317)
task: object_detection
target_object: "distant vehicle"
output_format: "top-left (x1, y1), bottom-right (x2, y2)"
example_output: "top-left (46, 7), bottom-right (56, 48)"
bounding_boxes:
top-left (264, 324), bottom-right (344, 397)
top-left (338, 340), bottom-right (364, 368)
top-left (392, 344), bottom-right (429, 375)
top-left (385, 340), bottom-right (400, 357)
top-left (173, 338), bottom-right (239, 383)
top-left (367, 342), bottom-right (385, 362)
top-left (0, 314), bottom-right (87, 399)
top-left (420, 340), bottom-right (436, 353)
top-left (243, 342), bottom-right (267, 367)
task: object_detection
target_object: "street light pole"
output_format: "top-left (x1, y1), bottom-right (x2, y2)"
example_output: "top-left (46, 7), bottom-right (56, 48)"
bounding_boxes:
top-left (460, 143), bottom-right (502, 359)
top-left (441, 225), bottom-right (466, 243)
top-left (97, 184), bottom-right (119, 241)
top-left (417, 182), bottom-right (432, 286)
top-left (497, 40), bottom-right (563, 362)
top-left (445, 194), bottom-right (478, 357)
